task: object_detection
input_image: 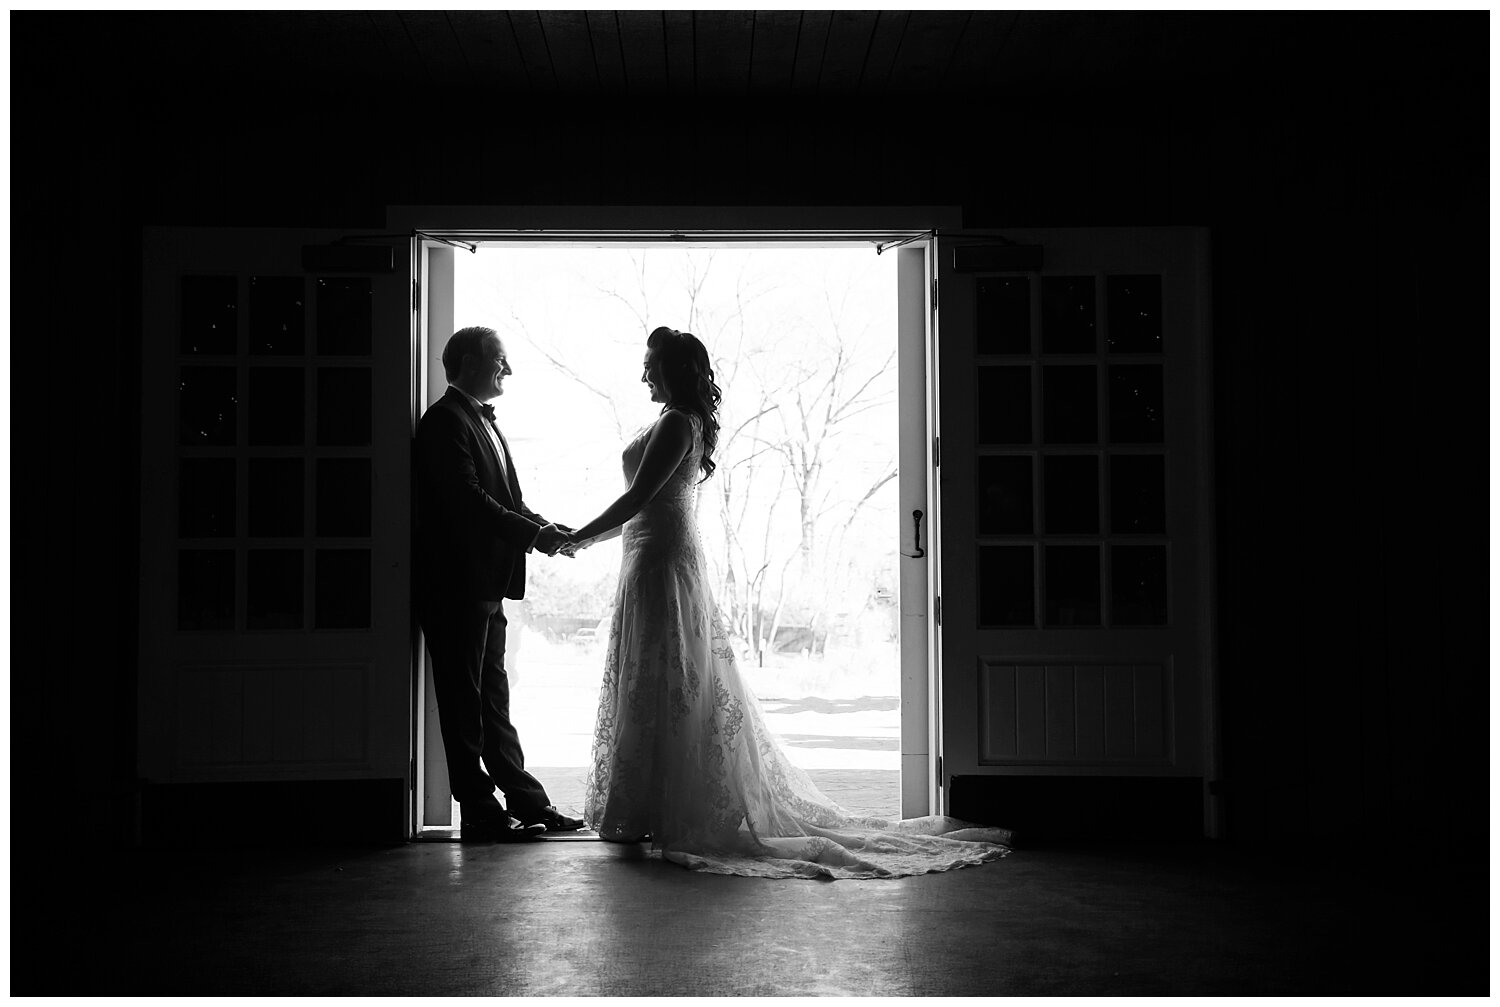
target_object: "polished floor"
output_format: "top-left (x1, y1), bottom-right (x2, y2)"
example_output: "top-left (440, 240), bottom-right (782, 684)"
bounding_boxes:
top-left (21, 834), bottom-right (1485, 997)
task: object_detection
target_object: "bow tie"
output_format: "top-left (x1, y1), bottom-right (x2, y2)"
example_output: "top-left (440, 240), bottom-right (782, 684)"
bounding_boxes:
top-left (480, 403), bottom-right (496, 422)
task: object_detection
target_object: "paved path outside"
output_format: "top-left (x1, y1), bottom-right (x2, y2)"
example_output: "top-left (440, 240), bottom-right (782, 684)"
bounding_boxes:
top-left (531, 766), bottom-right (900, 821)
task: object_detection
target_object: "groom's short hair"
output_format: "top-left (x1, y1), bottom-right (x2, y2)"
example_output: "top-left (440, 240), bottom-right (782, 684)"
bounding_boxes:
top-left (443, 326), bottom-right (498, 381)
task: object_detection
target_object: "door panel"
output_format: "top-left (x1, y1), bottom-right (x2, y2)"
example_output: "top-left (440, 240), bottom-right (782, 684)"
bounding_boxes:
top-left (936, 228), bottom-right (1215, 828)
top-left (140, 228), bottom-right (414, 809)
top-left (976, 660), bottom-right (1171, 765)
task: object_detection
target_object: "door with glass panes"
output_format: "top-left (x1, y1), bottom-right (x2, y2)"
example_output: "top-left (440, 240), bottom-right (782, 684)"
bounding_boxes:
top-left (138, 228), bottom-right (414, 810)
top-left (934, 228), bottom-right (1216, 830)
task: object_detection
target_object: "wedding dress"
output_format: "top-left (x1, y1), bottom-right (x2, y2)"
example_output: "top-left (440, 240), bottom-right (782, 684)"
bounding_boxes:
top-left (583, 411), bottom-right (1013, 879)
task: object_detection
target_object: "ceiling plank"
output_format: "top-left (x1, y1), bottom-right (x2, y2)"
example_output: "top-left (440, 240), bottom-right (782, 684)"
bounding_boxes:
top-left (859, 10), bottom-right (908, 96)
top-left (662, 10), bottom-right (697, 97)
top-left (941, 11), bottom-right (1013, 93)
top-left (748, 9), bottom-right (802, 98)
top-left (585, 11), bottom-right (627, 94)
top-left (272, 13), bottom-right (389, 91)
top-left (398, 11), bottom-right (473, 89)
top-left (694, 10), bottom-right (755, 98)
top-left (537, 10), bottom-right (599, 95)
top-left (890, 11), bottom-right (970, 95)
top-left (615, 10), bottom-right (668, 95)
top-left (985, 12), bottom-right (1134, 93)
top-left (819, 11), bottom-right (879, 95)
top-left (365, 11), bottom-right (431, 89)
top-left (507, 11), bottom-right (559, 94)
top-left (449, 11), bottom-right (534, 96)
top-left (790, 11), bottom-right (832, 96)
top-left (118, 10), bottom-right (1377, 110)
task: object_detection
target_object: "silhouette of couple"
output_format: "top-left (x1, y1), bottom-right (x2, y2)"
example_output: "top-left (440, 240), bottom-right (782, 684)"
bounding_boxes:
top-left (416, 325), bottom-right (1012, 879)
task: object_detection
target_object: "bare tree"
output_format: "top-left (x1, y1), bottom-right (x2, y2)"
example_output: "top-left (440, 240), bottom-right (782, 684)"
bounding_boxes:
top-left (740, 270), bottom-right (899, 650)
top-left (484, 247), bottom-right (899, 667)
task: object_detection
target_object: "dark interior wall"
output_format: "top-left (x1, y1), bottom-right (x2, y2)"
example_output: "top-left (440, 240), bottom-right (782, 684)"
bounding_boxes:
top-left (13, 14), bottom-right (1485, 854)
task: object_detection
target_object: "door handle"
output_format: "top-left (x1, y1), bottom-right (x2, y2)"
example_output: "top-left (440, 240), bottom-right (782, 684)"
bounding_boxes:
top-left (902, 509), bottom-right (925, 558)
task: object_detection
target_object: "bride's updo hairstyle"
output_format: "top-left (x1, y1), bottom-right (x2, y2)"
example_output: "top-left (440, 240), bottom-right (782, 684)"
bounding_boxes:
top-left (647, 325), bottom-right (721, 482)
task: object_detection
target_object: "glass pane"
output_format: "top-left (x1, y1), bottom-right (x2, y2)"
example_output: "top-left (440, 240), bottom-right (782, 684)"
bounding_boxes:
top-left (1042, 365), bottom-right (1097, 444)
top-left (978, 546), bottom-right (1034, 627)
top-left (249, 276), bottom-right (305, 355)
top-left (1112, 545), bottom-right (1168, 625)
top-left (247, 549), bottom-right (303, 630)
top-left (248, 458), bottom-right (304, 537)
top-left (1045, 545), bottom-right (1100, 626)
top-left (178, 366), bottom-right (237, 446)
top-left (1109, 365), bottom-right (1165, 444)
top-left (178, 549), bottom-right (234, 631)
top-left (1110, 454), bottom-right (1166, 534)
top-left (180, 276), bottom-right (237, 355)
top-left (1107, 275), bottom-right (1163, 353)
top-left (248, 367), bottom-right (305, 446)
top-left (1043, 455), bottom-right (1099, 534)
top-left (178, 458), bottom-right (236, 537)
top-left (1041, 276), bottom-right (1096, 353)
top-left (316, 277), bottom-right (373, 355)
top-left (316, 549), bottom-right (370, 629)
top-left (976, 456), bottom-right (1032, 534)
top-left (976, 366), bottom-right (1031, 445)
top-left (316, 458), bottom-right (372, 537)
top-left (975, 276), bottom-right (1030, 354)
top-left (317, 368), bottom-right (372, 446)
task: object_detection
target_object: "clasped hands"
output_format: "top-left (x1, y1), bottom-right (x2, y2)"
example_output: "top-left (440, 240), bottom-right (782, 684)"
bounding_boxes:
top-left (535, 523), bottom-right (587, 558)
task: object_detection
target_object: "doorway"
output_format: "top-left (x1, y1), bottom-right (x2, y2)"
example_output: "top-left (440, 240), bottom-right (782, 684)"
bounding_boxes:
top-left (415, 236), bottom-right (930, 832)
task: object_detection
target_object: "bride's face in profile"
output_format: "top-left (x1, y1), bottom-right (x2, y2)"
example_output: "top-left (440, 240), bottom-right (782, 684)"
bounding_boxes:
top-left (642, 348), bottom-right (667, 403)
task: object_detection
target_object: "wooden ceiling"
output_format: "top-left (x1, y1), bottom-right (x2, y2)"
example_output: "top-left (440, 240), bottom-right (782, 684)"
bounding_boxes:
top-left (86, 10), bottom-right (1450, 103)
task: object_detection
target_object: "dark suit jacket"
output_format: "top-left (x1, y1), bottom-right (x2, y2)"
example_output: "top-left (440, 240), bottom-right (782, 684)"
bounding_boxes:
top-left (414, 387), bottom-right (547, 603)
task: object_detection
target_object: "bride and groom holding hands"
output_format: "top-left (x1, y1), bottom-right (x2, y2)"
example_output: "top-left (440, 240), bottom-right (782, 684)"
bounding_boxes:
top-left (415, 324), bottom-right (1012, 879)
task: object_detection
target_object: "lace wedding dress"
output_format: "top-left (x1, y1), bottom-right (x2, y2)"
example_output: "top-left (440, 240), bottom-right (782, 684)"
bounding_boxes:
top-left (583, 412), bottom-right (1013, 880)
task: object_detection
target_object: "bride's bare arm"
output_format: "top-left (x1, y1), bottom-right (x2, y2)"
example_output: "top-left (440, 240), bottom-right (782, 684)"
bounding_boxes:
top-left (571, 525), bottom-right (621, 548)
top-left (570, 411), bottom-right (694, 543)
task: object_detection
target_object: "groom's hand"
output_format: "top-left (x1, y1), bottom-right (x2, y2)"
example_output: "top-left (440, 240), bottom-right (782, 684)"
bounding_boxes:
top-left (535, 523), bottom-right (569, 556)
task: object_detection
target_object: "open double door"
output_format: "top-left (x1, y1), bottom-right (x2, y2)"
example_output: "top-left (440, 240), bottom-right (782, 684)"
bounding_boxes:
top-left (138, 217), bottom-right (1213, 838)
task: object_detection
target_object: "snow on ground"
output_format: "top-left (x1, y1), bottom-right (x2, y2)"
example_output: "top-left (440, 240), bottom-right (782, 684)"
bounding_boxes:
top-left (507, 638), bottom-right (900, 772)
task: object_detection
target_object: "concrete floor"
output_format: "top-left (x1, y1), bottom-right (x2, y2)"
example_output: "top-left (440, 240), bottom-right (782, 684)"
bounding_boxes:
top-left (21, 837), bottom-right (1484, 996)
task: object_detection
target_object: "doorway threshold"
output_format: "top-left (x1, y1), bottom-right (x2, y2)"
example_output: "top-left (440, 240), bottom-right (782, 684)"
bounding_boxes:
top-left (415, 827), bottom-right (603, 843)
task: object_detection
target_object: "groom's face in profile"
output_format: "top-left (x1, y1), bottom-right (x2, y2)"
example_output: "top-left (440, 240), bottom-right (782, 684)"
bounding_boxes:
top-left (468, 335), bottom-right (512, 401)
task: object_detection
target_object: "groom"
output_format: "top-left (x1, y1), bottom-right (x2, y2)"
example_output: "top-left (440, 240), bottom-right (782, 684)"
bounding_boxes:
top-left (414, 325), bottom-right (585, 841)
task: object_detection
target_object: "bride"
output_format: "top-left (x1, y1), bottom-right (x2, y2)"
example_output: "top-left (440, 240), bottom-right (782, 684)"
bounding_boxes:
top-left (563, 326), bottom-right (1013, 880)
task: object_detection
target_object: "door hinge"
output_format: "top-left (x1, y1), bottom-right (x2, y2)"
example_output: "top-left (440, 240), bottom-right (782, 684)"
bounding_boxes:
top-left (936, 755), bottom-right (944, 789)
top-left (934, 595), bottom-right (942, 626)
top-left (412, 279), bottom-right (421, 311)
top-left (931, 277), bottom-right (939, 311)
top-left (933, 435), bottom-right (940, 467)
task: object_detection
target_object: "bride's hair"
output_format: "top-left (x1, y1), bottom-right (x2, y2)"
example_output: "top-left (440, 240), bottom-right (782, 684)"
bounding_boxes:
top-left (647, 325), bottom-right (720, 482)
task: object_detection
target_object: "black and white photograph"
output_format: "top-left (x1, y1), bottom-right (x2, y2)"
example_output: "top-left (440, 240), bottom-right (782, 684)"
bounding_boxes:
top-left (7, 8), bottom-right (1490, 997)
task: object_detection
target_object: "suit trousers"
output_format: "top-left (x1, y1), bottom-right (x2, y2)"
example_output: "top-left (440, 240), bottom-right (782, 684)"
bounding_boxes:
top-left (419, 598), bottom-right (550, 817)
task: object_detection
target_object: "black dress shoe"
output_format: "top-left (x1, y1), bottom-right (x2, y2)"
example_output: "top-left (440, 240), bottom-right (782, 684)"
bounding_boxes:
top-left (600, 833), bottom-right (651, 845)
top-left (515, 806), bottom-right (585, 832)
top-left (460, 816), bottom-right (546, 843)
